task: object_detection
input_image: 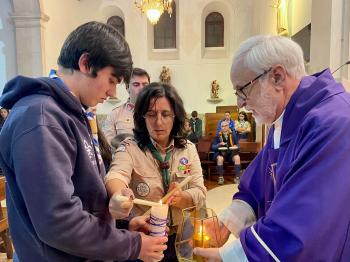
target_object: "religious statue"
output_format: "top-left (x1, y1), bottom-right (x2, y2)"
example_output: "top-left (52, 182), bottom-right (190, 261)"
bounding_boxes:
top-left (211, 80), bottom-right (220, 99)
top-left (159, 66), bottom-right (171, 83)
top-left (276, 0), bottom-right (288, 36)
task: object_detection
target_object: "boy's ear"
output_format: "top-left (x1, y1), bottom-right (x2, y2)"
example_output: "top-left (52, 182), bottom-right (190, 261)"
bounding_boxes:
top-left (78, 53), bottom-right (90, 74)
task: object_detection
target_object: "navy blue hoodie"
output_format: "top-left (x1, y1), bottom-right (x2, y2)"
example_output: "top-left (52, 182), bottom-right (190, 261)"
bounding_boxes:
top-left (0, 76), bottom-right (141, 261)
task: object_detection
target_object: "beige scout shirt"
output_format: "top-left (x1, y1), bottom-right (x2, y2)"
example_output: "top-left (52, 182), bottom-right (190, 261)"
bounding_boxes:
top-left (104, 102), bottom-right (134, 143)
top-left (105, 139), bottom-right (207, 226)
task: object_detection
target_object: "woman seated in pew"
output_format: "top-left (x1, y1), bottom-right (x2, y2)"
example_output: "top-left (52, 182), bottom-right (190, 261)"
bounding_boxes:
top-left (104, 82), bottom-right (207, 261)
top-left (235, 111), bottom-right (251, 141)
top-left (211, 121), bottom-right (241, 185)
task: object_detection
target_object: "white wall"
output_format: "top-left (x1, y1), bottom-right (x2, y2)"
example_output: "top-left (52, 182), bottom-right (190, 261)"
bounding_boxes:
top-left (0, 0), bottom-right (17, 95)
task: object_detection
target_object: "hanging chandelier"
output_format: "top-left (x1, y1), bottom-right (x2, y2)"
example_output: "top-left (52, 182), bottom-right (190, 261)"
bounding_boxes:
top-left (134, 0), bottom-right (173, 25)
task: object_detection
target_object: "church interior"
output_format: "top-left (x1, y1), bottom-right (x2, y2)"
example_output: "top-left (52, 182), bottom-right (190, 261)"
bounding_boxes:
top-left (1, 0), bottom-right (350, 260)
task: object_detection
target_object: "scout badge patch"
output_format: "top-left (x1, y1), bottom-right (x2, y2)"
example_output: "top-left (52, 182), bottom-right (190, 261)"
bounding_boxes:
top-left (178, 157), bottom-right (191, 175)
top-left (136, 182), bottom-right (150, 197)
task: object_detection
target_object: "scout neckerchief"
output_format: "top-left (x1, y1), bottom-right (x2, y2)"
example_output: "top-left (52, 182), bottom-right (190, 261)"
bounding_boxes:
top-left (84, 109), bottom-right (103, 166)
top-left (49, 69), bottom-right (103, 170)
top-left (219, 130), bottom-right (234, 147)
top-left (147, 141), bottom-right (172, 192)
top-left (147, 139), bottom-right (175, 226)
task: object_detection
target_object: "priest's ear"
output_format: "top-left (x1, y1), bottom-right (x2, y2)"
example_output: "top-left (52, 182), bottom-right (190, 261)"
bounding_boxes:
top-left (270, 65), bottom-right (286, 88)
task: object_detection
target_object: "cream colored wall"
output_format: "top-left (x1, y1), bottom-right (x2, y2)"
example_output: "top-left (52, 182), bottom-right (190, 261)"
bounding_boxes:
top-left (38, 0), bottom-right (315, 143)
top-left (289, 0), bottom-right (312, 35)
top-left (40, 0), bottom-right (256, 116)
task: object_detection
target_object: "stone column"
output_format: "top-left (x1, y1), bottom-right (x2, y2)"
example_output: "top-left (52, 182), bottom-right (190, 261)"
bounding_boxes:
top-left (309, 0), bottom-right (350, 77)
top-left (9, 12), bottom-right (49, 77)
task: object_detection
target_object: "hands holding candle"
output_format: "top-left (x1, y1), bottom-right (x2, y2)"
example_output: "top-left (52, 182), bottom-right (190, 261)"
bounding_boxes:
top-left (138, 233), bottom-right (168, 262)
top-left (109, 188), bottom-right (135, 219)
top-left (166, 182), bottom-right (194, 208)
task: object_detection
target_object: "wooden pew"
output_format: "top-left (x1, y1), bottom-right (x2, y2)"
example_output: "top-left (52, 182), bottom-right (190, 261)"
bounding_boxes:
top-left (204, 111), bottom-right (256, 141)
top-left (239, 141), bottom-right (261, 169)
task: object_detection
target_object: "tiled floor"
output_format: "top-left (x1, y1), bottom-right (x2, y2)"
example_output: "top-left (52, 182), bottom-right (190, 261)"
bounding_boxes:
top-left (204, 174), bottom-right (237, 190)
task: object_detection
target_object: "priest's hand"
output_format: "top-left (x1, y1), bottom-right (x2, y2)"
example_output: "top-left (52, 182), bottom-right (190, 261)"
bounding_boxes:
top-left (202, 219), bottom-right (230, 247)
top-left (193, 247), bottom-right (222, 262)
top-left (109, 188), bottom-right (134, 219)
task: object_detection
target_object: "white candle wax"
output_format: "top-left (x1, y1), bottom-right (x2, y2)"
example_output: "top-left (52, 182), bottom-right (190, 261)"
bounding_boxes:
top-left (149, 203), bottom-right (169, 237)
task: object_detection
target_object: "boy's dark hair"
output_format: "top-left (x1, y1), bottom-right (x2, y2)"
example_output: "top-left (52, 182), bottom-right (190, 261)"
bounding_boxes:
top-left (97, 124), bottom-right (112, 171)
top-left (130, 68), bottom-right (150, 83)
top-left (58, 21), bottom-right (133, 83)
top-left (133, 82), bottom-right (187, 149)
top-left (191, 111), bottom-right (198, 118)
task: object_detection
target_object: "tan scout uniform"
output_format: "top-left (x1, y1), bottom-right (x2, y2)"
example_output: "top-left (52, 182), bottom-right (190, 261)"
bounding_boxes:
top-left (105, 139), bottom-right (207, 226)
top-left (104, 102), bottom-right (134, 143)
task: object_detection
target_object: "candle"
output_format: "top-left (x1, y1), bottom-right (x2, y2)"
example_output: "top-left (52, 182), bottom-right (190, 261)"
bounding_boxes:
top-left (192, 224), bottom-right (211, 262)
top-left (193, 225), bottom-right (211, 248)
top-left (113, 195), bottom-right (163, 207)
top-left (143, 175), bottom-right (194, 216)
top-left (149, 202), bottom-right (169, 237)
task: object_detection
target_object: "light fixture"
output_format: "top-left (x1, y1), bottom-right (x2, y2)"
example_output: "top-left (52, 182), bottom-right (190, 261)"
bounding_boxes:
top-left (134, 0), bottom-right (173, 25)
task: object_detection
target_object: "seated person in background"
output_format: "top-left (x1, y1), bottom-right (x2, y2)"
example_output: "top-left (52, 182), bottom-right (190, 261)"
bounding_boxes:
top-left (235, 111), bottom-right (251, 141)
top-left (184, 118), bottom-right (199, 144)
top-left (0, 108), bottom-right (9, 131)
top-left (216, 111), bottom-right (236, 135)
top-left (105, 82), bottom-right (207, 262)
top-left (104, 67), bottom-right (150, 144)
top-left (212, 121), bottom-right (241, 185)
top-left (190, 110), bottom-right (202, 139)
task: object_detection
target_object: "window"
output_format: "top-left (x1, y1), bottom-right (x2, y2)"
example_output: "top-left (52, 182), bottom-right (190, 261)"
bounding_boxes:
top-left (205, 12), bottom-right (224, 47)
top-left (154, 2), bottom-right (176, 49)
top-left (107, 16), bottom-right (125, 37)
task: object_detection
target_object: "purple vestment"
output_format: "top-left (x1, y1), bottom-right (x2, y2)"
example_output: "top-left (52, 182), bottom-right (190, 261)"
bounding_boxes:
top-left (235, 69), bottom-right (350, 261)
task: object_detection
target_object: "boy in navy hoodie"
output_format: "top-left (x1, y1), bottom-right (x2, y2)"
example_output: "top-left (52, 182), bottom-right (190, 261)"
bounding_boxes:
top-left (0, 21), bottom-right (167, 262)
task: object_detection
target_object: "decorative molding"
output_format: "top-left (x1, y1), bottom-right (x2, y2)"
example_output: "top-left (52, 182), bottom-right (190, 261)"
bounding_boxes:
top-left (9, 12), bottom-right (49, 28)
top-left (207, 98), bottom-right (223, 103)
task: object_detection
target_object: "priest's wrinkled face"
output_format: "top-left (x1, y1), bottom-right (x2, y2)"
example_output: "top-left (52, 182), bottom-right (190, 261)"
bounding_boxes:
top-left (232, 66), bottom-right (280, 125)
